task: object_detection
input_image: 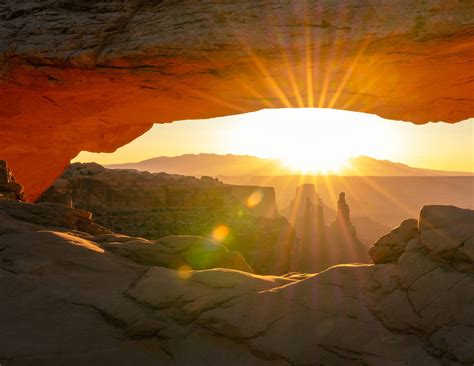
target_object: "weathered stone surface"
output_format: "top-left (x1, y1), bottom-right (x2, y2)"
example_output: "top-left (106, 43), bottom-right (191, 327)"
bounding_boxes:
top-left (430, 325), bottom-right (474, 363)
top-left (1, 200), bottom-right (474, 364)
top-left (99, 235), bottom-right (254, 273)
top-left (419, 205), bottom-right (474, 254)
top-left (128, 267), bottom-right (294, 323)
top-left (369, 205), bottom-right (474, 270)
top-left (0, 1), bottom-right (473, 200)
top-left (369, 218), bottom-right (418, 263)
top-left (0, 199), bottom-right (110, 236)
top-left (396, 250), bottom-right (441, 289)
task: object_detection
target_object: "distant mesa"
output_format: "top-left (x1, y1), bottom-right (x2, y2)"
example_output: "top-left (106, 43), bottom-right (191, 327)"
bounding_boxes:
top-left (106, 154), bottom-right (286, 177)
top-left (40, 162), bottom-right (277, 218)
top-left (105, 153), bottom-right (473, 177)
top-left (343, 156), bottom-right (473, 176)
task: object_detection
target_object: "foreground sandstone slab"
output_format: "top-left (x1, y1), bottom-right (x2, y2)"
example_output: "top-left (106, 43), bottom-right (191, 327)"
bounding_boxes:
top-left (98, 234), bottom-right (254, 273)
top-left (0, 201), bottom-right (473, 365)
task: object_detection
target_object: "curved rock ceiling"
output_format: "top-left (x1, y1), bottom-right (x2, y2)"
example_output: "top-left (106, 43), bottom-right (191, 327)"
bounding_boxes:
top-left (1, 1), bottom-right (473, 201)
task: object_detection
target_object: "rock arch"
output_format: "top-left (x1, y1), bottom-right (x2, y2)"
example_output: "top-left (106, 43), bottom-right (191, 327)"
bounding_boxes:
top-left (1, 1), bottom-right (473, 200)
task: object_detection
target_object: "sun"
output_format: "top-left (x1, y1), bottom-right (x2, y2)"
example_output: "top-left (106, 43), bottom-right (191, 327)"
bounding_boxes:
top-left (75, 107), bottom-right (405, 174)
top-left (226, 108), bottom-right (397, 174)
top-left (281, 152), bottom-right (348, 174)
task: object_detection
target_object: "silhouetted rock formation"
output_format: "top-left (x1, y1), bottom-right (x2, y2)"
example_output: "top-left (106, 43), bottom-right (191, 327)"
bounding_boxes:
top-left (280, 182), bottom-right (394, 246)
top-left (0, 160), bottom-right (25, 201)
top-left (286, 185), bottom-right (369, 272)
top-left (337, 193), bottom-right (353, 229)
top-left (299, 197), bottom-right (329, 272)
top-left (285, 184), bottom-right (332, 271)
top-left (1, 200), bottom-right (473, 365)
top-left (245, 174), bottom-right (474, 237)
top-left (329, 192), bottom-right (358, 240)
top-left (283, 183), bottom-right (336, 222)
top-left (39, 163), bottom-right (296, 275)
top-left (300, 198), bottom-right (317, 272)
top-left (315, 196), bottom-right (326, 246)
top-left (326, 191), bottom-right (368, 265)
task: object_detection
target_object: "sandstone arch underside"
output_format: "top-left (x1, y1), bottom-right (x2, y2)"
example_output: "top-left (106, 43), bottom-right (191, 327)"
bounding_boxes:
top-left (0, 1), bottom-right (473, 201)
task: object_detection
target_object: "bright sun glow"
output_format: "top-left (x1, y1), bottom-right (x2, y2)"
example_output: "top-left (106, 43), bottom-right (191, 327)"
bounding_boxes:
top-left (74, 109), bottom-right (473, 174)
top-left (226, 109), bottom-right (398, 173)
top-left (282, 153), bottom-right (347, 173)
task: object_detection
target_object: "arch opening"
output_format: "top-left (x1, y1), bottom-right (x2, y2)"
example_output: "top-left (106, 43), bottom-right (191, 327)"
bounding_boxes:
top-left (74, 108), bottom-right (474, 175)
top-left (67, 108), bottom-right (472, 230)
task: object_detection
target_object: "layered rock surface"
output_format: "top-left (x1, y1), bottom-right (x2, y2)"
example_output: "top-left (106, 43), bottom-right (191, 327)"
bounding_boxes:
top-left (1, 199), bottom-right (473, 365)
top-left (39, 162), bottom-right (277, 217)
top-left (0, 199), bottom-right (110, 236)
top-left (1, 1), bottom-right (473, 200)
top-left (370, 205), bottom-right (474, 267)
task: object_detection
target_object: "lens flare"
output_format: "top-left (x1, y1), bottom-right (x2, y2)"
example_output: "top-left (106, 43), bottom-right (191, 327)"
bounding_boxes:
top-left (246, 190), bottom-right (263, 208)
top-left (211, 224), bottom-right (229, 242)
top-left (177, 264), bottom-right (192, 280)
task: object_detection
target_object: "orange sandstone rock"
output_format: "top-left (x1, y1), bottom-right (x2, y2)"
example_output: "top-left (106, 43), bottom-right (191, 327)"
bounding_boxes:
top-left (0, 1), bottom-right (473, 200)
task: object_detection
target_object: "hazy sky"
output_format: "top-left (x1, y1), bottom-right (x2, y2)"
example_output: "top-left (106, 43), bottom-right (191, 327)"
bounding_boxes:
top-left (74, 109), bottom-right (474, 172)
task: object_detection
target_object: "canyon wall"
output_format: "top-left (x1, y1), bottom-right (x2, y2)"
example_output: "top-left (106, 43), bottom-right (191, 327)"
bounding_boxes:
top-left (0, 1), bottom-right (473, 200)
top-left (39, 163), bottom-right (278, 217)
